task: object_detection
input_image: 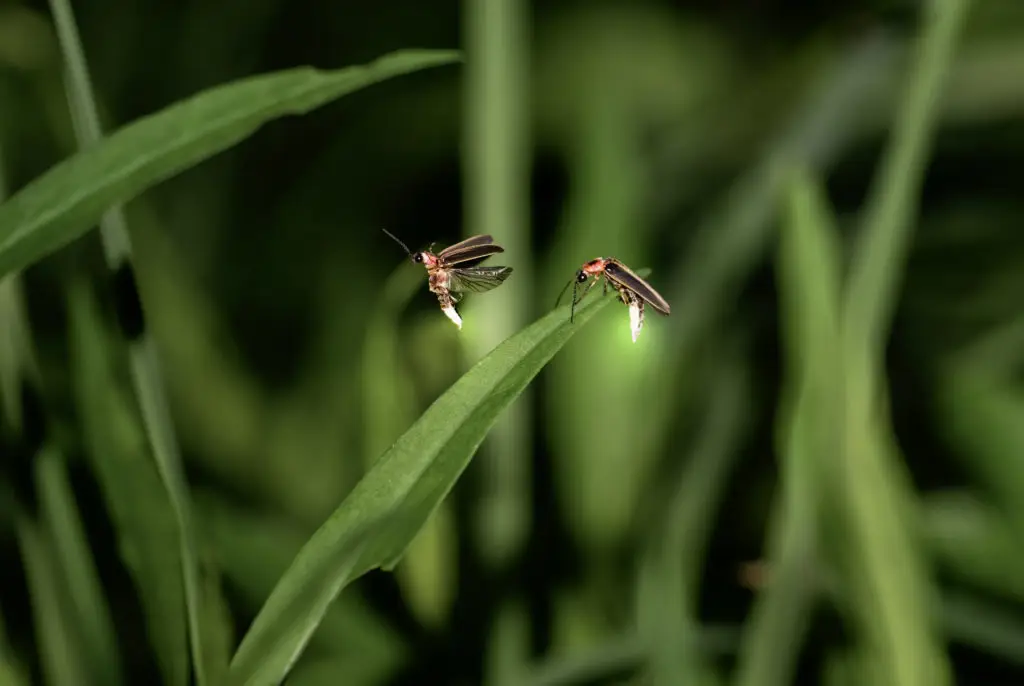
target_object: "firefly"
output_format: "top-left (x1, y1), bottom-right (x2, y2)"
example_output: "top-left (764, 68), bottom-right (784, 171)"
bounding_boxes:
top-left (382, 229), bottom-right (513, 329)
top-left (556, 257), bottom-right (671, 342)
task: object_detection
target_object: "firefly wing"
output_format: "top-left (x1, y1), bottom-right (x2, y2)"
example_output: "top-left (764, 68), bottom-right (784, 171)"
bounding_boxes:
top-left (439, 242), bottom-right (505, 266)
top-left (438, 234), bottom-right (494, 257)
top-left (603, 260), bottom-right (671, 315)
top-left (447, 266), bottom-right (513, 293)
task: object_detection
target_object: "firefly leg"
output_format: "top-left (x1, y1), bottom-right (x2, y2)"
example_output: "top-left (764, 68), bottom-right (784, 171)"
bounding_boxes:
top-left (616, 286), bottom-right (629, 306)
top-left (571, 277), bottom-right (599, 323)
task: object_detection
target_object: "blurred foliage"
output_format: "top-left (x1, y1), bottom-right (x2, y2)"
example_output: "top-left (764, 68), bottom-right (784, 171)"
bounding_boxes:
top-left (2, 0), bottom-right (1024, 684)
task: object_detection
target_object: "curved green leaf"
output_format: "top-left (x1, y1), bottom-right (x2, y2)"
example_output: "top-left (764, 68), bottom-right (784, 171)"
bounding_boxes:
top-left (0, 48), bottom-right (459, 280)
top-left (228, 285), bottom-right (623, 686)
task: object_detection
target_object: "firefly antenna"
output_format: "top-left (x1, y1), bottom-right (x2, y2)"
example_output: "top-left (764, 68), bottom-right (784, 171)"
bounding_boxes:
top-left (381, 228), bottom-right (412, 256)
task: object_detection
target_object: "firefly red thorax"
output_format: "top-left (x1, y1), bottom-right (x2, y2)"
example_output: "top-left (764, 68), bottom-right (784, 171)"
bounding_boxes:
top-left (382, 229), bottom-right (513, 329)
top-left (556, 257), bottom-right (671, 342)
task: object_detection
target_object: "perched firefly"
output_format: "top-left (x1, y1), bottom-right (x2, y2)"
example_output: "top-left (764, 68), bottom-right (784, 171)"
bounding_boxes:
top-left (556, 257), bottom-right (671, 342)
top-left (382, 229), bottom-right (513, 329)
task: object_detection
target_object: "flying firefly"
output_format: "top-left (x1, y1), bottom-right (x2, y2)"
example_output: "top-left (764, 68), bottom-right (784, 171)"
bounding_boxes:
top-left (382, 229), bottom-right (513, 329)
top-left (556, 257), bottom-right (671, 342)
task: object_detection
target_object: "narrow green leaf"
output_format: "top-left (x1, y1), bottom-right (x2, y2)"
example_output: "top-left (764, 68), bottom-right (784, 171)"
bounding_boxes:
top-left (17, 515), bottom-right (90, 686)
top-left (0, 610), bottom-right (29, 686)
top-left (362, 263), bottom-right (458, 628)
top-left (940, 590), bottom-right (1024, 666)
top-left (641, 34), bottom-right (899, 462)
top-left (462, 0), bottom-right (533, 573)
top-left (66, 281), bottom-right (189, 686)
top-left (197, 548), bottom-right (235, 686)
top-left (196, 494), bottom-right (406, 671)
top-left (47, 2), bottom-right (222, 678)
top-left (0, 49), bottom-right (459, 280)
top-left (844, 0), bottom-right (971, 362)
top-left (282, 656), bottom-right (399, 686)
top-left (524, 625), bottom-right (740, 686)
top-left (924, 492), bottom-right (1024, 602)
top-left (637, 341), bottom-right (749, 686)
top-left (226, 513), bottom-right (390, 686)
top-left (835, 1), bottom-right (969, 684)
top-left (362, 263), bottom-right (422, 465)
top-left (36, 445), bottom-right (123, 686)
top-left (734, 167), bottom-right (842, 686)
top-left (229, 285), bottom-right (621, 686)
top-left (933, 371), bottom-right (1024, 540)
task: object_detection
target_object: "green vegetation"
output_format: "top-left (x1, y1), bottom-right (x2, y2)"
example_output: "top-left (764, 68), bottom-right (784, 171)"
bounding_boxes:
top-left (2, 0), bottom-right (1024, 684)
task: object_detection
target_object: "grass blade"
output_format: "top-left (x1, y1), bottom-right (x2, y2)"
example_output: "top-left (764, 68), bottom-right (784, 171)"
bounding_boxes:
top-left (733, 167), bottom-right (842, 686)
top-left (637, 339), bottom-right (750, 686)
top-left (48, 0), bottom-right (214, 680)
top-left (66, 280), bottom-right (189, 686)
top-left (844, 0), bottom-right (971, 355)
top-left (940, 590), bottom-right (1024, 666)
top-left (196, 494), bottom-right (406, 674)
top-left (361, 264), bottom-right (457, 628)
top-left (924, 492), bottom-right (1024, 602)
top-left (835, 2), bottom-right (969, 684)
top-left (226, 513), bottom-right (392, 686)
top-left (933, 370), bottom-right (1024, 540)
top-left (462, 0), bottom-right (532, 570)
top-left (0, 609), bottom-right (28, 686)
top-left (196, 548), bottom-right (235, 686)
top-left (525, 626), bottom-right (740, 686)
top-left (36, 445), bottom-right (123, 686)
top-left (228, 285), bottom-right (621, 686)
top-left (643, 33), bottom-right (899, 450)
top-left (0, 48), bottom-right (459, 280)
top-left (16, 515), bottom-right (90, 686)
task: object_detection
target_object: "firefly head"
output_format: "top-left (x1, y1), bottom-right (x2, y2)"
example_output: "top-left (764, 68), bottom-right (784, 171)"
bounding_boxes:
top-left (575, 269), bottom-right (588, 283)
top-left (413, 252), bottom-right (425, 264)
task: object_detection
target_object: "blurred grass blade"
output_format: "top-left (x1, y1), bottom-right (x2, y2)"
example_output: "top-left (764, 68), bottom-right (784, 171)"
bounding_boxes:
top-left (637, 339), bottom-right (750, 686)
top-left (196, 494), bottom-right (406, 675)
top-left (362, 262), bottom-right (457, 628)
top-left (66, 280), bottom-right (189, 686)
top-left (0, 48), bottom-right (459, 280)
top-left (525, 625), bottom-right (740, 686)
top-left (932, 371), bottom-right (1024, 540)
top-left (36, 445), bottom-right (123, 686)
top-left (647, 33), bottom-right (899, 434)
top-left (197, 548), bottom-right (235, 686)
top-left (835, 1), bottom-right (969, 684)
top-left (821, 649), bottom-right (869, 686)
top-left (940, 590), bottom-right (1024, 666)
top-left (362, 263), bottom-right (422, 465)
top-left (16, 515), bottom-right (90, 686)
top-left (462, 0), bottom-right (532, 572)
top-left (924, 491), bottom-right (1024, 602)
top-left (0, 610), bottom-right (28, 686)
top-left (734, 167), bottom-right (842, 686)
top-left (226, 514), bottom-right (391, 686)
top-left (229, 287), bottom-right (620, 686)
top-left (844, 0), bottom-right (970, 354)
top-left (484, 601), bottom-right (530, 686)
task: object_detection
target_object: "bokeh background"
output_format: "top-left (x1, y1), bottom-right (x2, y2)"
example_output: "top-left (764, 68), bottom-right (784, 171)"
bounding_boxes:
top-left (2, 0), bottom-right (1024, 684)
